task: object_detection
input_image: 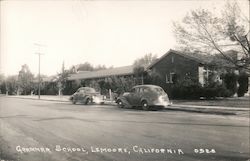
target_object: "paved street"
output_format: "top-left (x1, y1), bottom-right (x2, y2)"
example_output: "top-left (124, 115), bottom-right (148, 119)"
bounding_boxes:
top-left (0, 97), bottom-right (249, 161)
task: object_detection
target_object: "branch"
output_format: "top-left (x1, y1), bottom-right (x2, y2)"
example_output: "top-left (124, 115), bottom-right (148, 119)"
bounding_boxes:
top-left (245, 34), bottom-right (250, 52)
top-left (233, 35), bottom-right (249, 54)
top-left (196, 18), bottom-right (242, 68)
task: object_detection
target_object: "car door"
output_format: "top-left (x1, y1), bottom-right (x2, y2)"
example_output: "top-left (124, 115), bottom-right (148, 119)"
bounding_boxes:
top-left (127, 87), bottom-right (141, 106)
top-left (126, 88), bottom-right (136, 105)
top-left (74, 89), bottom-right (81, 101)
top-left (133, 87), bottom-right (142, 106)
top-left (78, 89), bottom-right (86, 102)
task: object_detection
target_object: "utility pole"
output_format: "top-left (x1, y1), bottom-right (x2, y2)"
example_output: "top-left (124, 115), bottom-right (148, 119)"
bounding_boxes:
top-left (34, 43), bottom-right (45, 99)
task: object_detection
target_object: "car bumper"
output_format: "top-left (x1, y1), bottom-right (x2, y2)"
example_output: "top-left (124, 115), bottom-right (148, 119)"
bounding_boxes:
top-left (92, 97), bottom-right (104, 104)
top-left (150, 100), bottom-right (171, 107)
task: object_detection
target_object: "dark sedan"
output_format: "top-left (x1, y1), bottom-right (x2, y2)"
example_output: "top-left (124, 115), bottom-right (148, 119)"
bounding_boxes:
top-left (116, 85), bottom-right (170, 110)
top-left (70, 87), bottom-right (104, 105)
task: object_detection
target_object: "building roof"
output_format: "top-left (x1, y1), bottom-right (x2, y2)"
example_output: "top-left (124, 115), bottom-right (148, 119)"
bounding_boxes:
top-left (68, 65), bottom-right (134, 80)
top-left (42, 75), bottom-right (58, 82)
top-left (68, 49), bottom-right (237, 81)
top-left (147, 49), bottom-right (236, 69)
top-left (33, 75), bottom-right (58, 83)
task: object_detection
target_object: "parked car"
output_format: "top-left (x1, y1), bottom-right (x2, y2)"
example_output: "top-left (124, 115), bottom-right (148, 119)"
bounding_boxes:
top-left (116, 85), bottom-right (170, 110)
top-left (70, 87), bottom-right (104, 105)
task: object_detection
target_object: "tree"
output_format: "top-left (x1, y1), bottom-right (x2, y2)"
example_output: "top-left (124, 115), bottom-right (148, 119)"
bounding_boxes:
top-left (0, 74), bottom-right (6, 94)
top-left (94, 65), bottom-right (107, 71)
top-left (133, 53), bottom-right (158, 67)
top-left (173, 1), bottom-right (249, 72)
top-left (75, 62), bottom-right (109, 72)
top-left (5, 75), bottom-right (18, 95)
top-left (57, 62), bottom-right (69, 95)
top-left (18, 64), bottom-right (34, 95)
top-left (77, 62), bottom-right (94, 71)
top-left (133, 53), bottom-right (158, 84)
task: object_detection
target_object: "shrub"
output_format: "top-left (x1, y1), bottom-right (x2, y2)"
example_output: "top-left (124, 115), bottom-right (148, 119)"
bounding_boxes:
top-left (171, 78), bottom-right (232, 99)
top-left (237, 73), bottom-right (248, 97)
top-left (201, 82), bottom-right (231, 98)
top-left (171, 77), bottom-right (202, 99)
top-left (222, 72), bottom-right (238, 96)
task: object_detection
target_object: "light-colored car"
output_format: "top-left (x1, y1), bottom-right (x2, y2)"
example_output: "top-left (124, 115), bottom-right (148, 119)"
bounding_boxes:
top-left (70, 87), bottom-right (104, 105)
top-left (116, 85), bottom-right (170, 110)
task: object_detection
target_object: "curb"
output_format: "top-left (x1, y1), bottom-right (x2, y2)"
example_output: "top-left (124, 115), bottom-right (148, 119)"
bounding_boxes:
top-left (166, 106), bottom-right (237, 115)
top-left (170, 104), bottom-right (249, 111)
top-left (4, 96), bottom-right (247, 115)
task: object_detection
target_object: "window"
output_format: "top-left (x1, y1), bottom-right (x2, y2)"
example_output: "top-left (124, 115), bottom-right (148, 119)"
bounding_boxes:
top-left (170, 72), bottom-right (175, 83)
top-left (79, 89), bottom-right (85, 93)
top-left (131, 88), bottom-right (136, 93)
top-left (142, 87), bottom-right (150, 93)
top-left (152, 87), bottom-right (165, 95)
top-left (135, 87), bottom-right (141, 93)
top-left (166, 72), bottom-right (176, 83)
top-left (166, 74), bottom-right (169, 83)
top-left (171, 56), bottom-right (174, 63)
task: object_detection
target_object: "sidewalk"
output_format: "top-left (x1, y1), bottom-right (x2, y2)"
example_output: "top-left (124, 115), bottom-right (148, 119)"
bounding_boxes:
top-left (5, 95), bottom-right (249, 115)
top-left (167, 104), bottom-right (249, 116)
top-left (6, 95), bottom-right (70, 102)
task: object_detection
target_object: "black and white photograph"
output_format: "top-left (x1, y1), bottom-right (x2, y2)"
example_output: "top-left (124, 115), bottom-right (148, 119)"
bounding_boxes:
top-left (0, 0), bottom-right (249, 161)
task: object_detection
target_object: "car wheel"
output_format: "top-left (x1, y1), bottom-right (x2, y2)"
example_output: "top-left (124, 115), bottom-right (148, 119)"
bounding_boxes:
top-left (117, 100), bottom-right (124, 108)
top-left (141, 100), bottom-right (149, 111)
top-left (85, 98), bottom-right (90, 105)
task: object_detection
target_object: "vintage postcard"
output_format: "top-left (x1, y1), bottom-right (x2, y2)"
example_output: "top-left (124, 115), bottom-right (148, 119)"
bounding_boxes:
top-left (0, 0), bottom-right (249, 161)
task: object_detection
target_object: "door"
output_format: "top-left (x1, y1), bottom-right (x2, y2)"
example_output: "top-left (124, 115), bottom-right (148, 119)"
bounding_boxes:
top-left (127, 87), bottom-right (141, 106)
top-left (133, 87), bottom-right (142, 106)
top-left (126, 88), bottom-right (136, 105)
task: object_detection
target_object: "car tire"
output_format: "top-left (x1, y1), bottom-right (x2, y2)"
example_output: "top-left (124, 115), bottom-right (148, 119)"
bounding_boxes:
top-left (141, 100), bottom-right (149, 111)
top-left (117, 100), bottom-right (124, 108)
top-left (85, 98), bottom-right (90, 105)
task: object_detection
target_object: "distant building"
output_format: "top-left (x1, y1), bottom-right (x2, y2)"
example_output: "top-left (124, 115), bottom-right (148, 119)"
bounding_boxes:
top-left (68, 65), bottom-right (134, 81)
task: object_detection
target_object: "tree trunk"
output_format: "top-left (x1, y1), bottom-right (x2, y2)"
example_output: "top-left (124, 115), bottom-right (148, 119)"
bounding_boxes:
top-left (248, 76), bottom-right (250, 96)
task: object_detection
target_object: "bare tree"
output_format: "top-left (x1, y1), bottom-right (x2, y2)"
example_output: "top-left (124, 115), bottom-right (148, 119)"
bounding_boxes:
top-left (133, 53), bottom-right (158, 84)
top-left (173, 1), bottom-right (249, 72)
top-left (57, 62), bottom-right (69, 95)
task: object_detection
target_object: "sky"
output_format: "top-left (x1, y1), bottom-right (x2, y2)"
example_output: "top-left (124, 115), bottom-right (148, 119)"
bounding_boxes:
top-left (0, 0), bottom-right (249, 76)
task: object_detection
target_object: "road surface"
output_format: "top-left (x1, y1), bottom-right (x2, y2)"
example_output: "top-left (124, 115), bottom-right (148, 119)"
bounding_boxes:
top-left (0, 97), bottom-right (249, 161)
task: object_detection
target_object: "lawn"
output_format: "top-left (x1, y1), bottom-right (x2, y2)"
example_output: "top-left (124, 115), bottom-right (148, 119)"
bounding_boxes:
top-left (172, 96), bottom-right (249, 108)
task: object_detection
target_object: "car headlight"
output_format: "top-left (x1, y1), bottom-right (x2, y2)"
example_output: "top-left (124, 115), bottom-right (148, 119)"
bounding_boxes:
top-left (93, 96), bottom-right (101, 104)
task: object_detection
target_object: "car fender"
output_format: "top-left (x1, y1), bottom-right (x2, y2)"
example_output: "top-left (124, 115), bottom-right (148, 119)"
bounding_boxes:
top-left (116, 96), bottom-right (132, 108)
top-left (140, 97), bottom-right (150, 105)
top-left (84, 95), bottom-right (92, 101)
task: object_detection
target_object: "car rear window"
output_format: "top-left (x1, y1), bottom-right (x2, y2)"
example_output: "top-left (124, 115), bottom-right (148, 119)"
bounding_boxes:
top-left (84, 88), bottom-right (96, 93)
top-left (78, 88), bottom-right (96, 93)
top-left (151, 87), bottom-right (165, 95)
